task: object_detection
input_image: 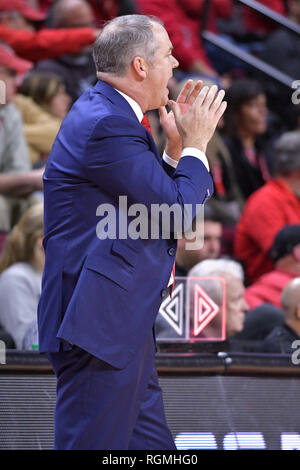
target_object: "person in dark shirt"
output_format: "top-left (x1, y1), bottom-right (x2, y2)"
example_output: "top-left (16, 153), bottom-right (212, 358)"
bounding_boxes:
top-left (175, 204), bottom-right (223, 277)
top-left (35, 0), bottom-right (97, 102)
top-left (254, 0), bottom-right (300, 128)
top-left (261, 277), bottom-right (300, 353)
top-left (221, 79), bottom-right (271, 201)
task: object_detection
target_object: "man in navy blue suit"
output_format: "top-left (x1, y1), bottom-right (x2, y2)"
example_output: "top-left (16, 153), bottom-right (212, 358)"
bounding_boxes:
top-left (38, 14), bottom-right (226, 449)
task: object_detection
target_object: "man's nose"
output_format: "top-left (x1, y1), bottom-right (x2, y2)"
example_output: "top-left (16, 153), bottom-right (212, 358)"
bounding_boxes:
top-left (172, 56), bottom-right (179, 69)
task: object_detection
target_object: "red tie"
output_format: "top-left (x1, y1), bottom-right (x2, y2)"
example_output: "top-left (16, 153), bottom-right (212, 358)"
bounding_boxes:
top-left (141, 113), bottom-right (176, 298)
top-left (141, 113), bottom-right (152, 134)
top-left (170, 263), bottom-right (175, 299)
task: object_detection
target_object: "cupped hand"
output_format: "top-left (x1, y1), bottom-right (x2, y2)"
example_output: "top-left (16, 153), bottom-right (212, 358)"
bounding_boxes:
top-left (168, 84), bottom-right (227, 154)
top-left (159, 79), bottom-right (203, 160)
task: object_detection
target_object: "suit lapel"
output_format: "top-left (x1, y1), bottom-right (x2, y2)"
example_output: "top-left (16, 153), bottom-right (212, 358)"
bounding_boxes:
top-left (93, 80), bottom-right (162, 165)
top-left (144, 127), bottom-right (162, 164)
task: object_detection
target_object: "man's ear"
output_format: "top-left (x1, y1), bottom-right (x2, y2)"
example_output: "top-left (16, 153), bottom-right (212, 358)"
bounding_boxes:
top-left (132, 56), bottom-right (148, 80)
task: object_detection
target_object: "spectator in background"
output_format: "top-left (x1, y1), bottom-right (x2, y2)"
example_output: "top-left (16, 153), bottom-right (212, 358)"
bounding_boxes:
top-left (190, 258), bottom-right (285, 349)
top-left (35, 0), bottom-right (97, 102)
top-left (173, 76), bottom-right (244, 228)
top-left (175, 204), bottom-right (223, 277)
top-left (0, 0), bottom-right (99, 63)
top-left (290, 104), bottom-right (300, 131)
top-left (0, 44), bottom-right (43, 231)
top-left (260, 277), bottom-right (300, 354)
top-left (177, 0), bottom-right (233, 35)
top-left (14, 71), bottom-right (71, 164)
top-left (245, 225), bottom-right (300, 310)
top-left (234, 131), bottom-right (300, 284)
top-left (18, 70), bottom-right (71, 119)
top-left (242, 0), bottom-right (286, 37)
top-left (156, 257), bottom-right (246, 343)
top-left (206, 114), bottom-right (244, 227)
top-left (221, 79), bottom-right (271, 201)
top-left (0, 0), bottom-right (46, 33)
top-left (88, 0), bottom-right (137, 27)
top-left (0, 202), bottom-right (44, 350)
top-left (258, 0), bottom-right (300, 127)
top-left (37, 0), bottom-right (135, 22)
top-left (260, 0), bottom-right (300, 81)
top-left (135, 0), bottom-right (218, 77)
top-left (188, 258), bottom-right (248, 339)
top-left (174, 0), bottom-right (235, 76)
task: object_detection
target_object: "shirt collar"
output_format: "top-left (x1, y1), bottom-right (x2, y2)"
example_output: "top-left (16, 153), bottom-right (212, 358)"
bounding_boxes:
top-left (114, 89), bottom-right (143, 123)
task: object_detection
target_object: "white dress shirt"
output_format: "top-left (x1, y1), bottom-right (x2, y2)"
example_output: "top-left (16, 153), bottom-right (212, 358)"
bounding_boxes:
top-left (115, 89), bottom-right (210, 172)
top-left (115, 89), bottom-right (210, 289)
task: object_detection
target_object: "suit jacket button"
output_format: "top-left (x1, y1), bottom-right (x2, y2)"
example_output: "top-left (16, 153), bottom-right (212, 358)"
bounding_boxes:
top-left (168, 247), bottom-right (176, 256)
top-left (160, 288), bottom-right (169, 298)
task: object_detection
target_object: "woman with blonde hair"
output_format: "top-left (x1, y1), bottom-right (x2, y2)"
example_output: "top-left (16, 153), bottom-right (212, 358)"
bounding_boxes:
top-left (0, 203), bottom-right (44, 349)
top-left (14, 71), bottom-right (71, 165)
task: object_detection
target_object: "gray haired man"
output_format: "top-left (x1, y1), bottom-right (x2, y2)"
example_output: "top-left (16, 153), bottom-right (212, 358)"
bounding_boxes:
top-left (39, 13), bottom-right (226, 450)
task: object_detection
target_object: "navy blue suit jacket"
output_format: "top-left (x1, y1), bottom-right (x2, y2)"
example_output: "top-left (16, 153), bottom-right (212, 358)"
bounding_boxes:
top-left (38, 80), bottom-right (213, 369)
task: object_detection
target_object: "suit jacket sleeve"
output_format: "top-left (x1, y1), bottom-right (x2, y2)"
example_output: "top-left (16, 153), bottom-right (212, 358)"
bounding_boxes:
top-left (84, 114), bottom-right (213, 223)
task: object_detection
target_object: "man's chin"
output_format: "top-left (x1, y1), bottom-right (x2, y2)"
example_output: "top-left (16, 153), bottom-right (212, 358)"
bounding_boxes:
top-left (148, 93), bottom-right (169, 110)
top-left (160, 94), bottom-right (169, 107)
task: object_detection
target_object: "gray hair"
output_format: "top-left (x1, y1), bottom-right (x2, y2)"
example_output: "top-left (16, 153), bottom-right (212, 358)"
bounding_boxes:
top-left (187, 258), bottom-right (245, 309)
top-left (190, 277), bottom-right (224, 307)
top-left (188, 258), bottom-right (245, 282)
top-left (274, 130), bottom-right (300, 175)
top-left (93, 14), bottom-right (162, 76)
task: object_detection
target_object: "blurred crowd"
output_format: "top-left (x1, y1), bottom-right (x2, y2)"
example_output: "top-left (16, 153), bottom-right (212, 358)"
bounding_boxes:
top-left (0, 0), bottom-right (299, 355)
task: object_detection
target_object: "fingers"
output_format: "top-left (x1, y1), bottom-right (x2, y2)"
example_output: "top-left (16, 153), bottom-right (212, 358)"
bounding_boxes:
top-left (209, 88), bottom-right (226, 115)
top-left (167, 100), bottom-right (180, 121)
top-left (205, 85), bottom-right (219, 109)
top-left (158, 105), bottom-right (167, 122)
top-left (185, 80), bottom-right (203, 105)
top-left (176, 79), bottom-right (204, 105)
top-left (176, 79), bottom-right (194, 104)
top-left (195, 84), bottom-right (219, 108)
top-left (193, 84), bottom-right (226, 116)
top-left (215, 100), bottom-right (227, 122)
top-left (175, 80), bottom-right (225, 116)
top-left (193, 85), bottom-right (210, 107)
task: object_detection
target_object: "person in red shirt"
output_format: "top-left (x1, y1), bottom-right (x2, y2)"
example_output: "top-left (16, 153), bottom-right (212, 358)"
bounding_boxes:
top-left (0, 0), bottom-right (46, 32)
top-left (245, 225), bottom-right (300, 310)
top-left (88, 0), bottom-right (137, 27)
top-left (135, 0), bottom-right (218, 76)
top-left (0, 0), bottom-right (99, 62)
top-left (178, 0), bottom-right (233, 34)
top-left (234, 130), bottom-right (300, 284)
top-left (242, 0), bottom-right (286, 36)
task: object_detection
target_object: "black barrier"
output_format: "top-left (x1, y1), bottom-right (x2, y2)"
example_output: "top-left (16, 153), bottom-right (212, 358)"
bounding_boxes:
top-left (0, 351), bottom-right (300, 450)
top-left (237, 0), bottom-right (300, 36)
top-left (201, 31), bottom-right (295, 88)
top-left (201, 0), bottom-right (298, 88)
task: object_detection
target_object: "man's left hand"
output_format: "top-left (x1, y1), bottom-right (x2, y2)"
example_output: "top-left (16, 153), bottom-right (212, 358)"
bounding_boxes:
top-left (159, 79), bottom-right (203, 161)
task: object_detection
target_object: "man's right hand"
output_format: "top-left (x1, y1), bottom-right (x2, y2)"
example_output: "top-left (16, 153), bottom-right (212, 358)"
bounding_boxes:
top-left (168, 84), bottom-right (227, 154)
